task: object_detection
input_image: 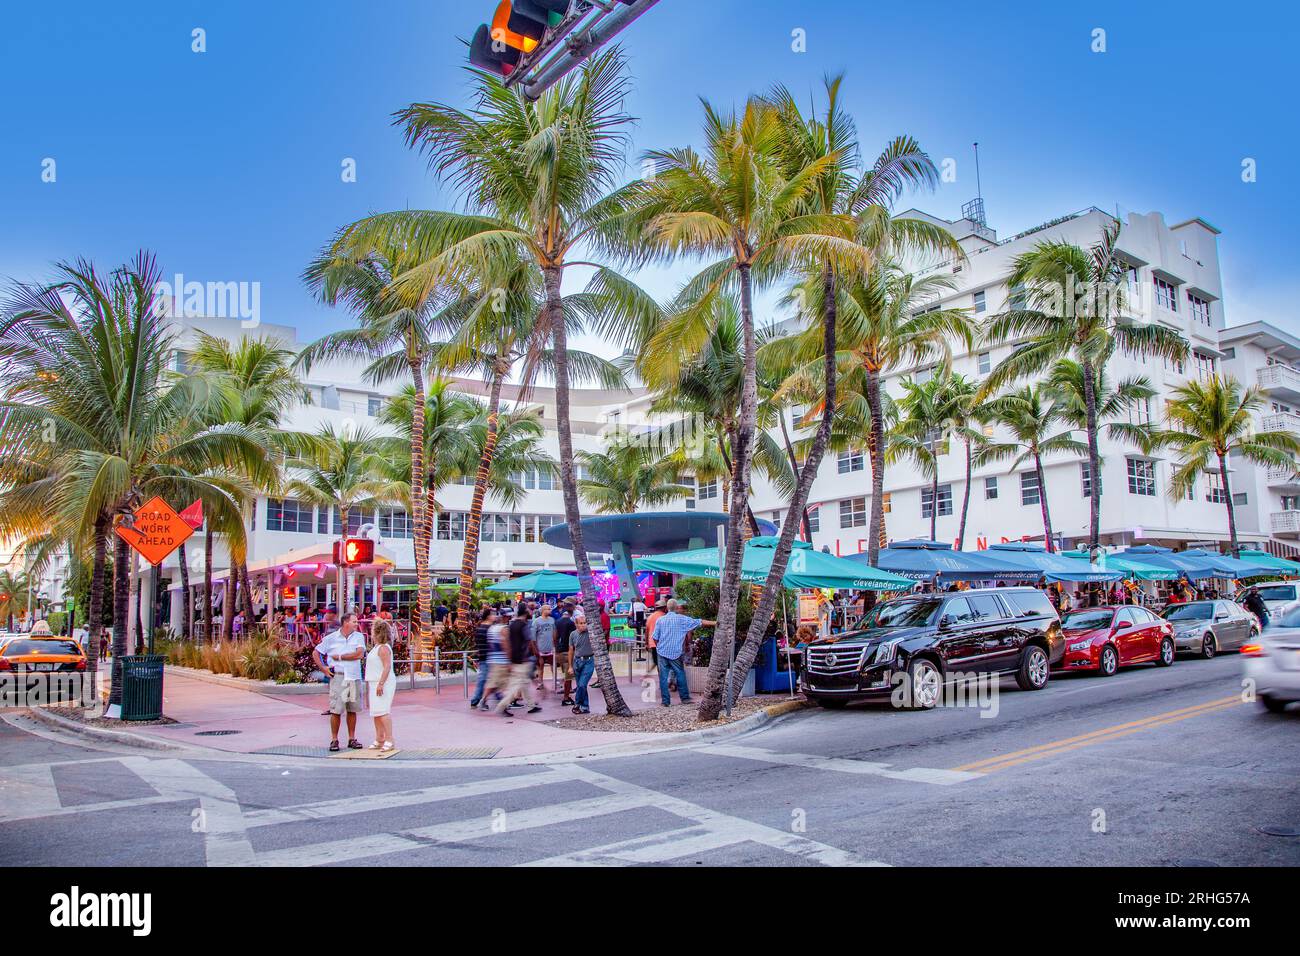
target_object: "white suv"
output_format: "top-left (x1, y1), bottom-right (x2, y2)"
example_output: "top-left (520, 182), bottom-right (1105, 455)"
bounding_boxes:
top-left (1244, 607), bottom-right (1300, 713)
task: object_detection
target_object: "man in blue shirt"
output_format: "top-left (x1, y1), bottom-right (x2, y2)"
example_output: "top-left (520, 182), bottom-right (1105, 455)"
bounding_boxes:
top-left (652, 600), bottom-right (716, 707)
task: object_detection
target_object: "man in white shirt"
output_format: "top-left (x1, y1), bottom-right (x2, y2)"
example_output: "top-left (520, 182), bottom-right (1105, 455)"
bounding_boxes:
top-left (312, 612), bottom-right (366, 751)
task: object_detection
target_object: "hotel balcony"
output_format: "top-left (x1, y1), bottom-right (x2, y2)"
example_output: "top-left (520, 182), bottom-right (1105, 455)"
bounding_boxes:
top-left (1260, 411), bottom-right (1300, 436)
top-left (1272, 510), bottom-right (1300, 539)
top-left (1266, 462), bottom-right (1300, 493)
top-left (1257, 363), bottom-right (1300, 402)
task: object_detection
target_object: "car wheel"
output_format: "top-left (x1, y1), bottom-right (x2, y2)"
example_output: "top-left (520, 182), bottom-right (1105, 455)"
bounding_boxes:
top-left (905, 657), bottom-right (942, 710)
top-left (1098, 644), bottom-right (1118, 677)
top-left (1200, 633), bottom-right (1217, 659)
top-left (1261, 695), bottom-right (1288, 714)
top-left (1156, 637), bottom-right (1175, 667)
top-left (1016, 645), bottom-right (1050, 691)
top-left (815, 699), bottom-right (847, 710)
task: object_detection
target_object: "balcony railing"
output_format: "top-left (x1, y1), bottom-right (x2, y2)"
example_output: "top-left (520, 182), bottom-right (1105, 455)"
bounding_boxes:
top-left (1258, 363), bottom-right (1300, 395)
top-left (1271, 511), bottom-right (1300, 536)
top-left (1260, 412), bottom-right (1300, 436)
top-left (1266, 462), bottom-right (1300, 485)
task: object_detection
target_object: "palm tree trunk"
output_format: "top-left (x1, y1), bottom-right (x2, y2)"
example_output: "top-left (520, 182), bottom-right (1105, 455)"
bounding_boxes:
top-left (956, 439), bottom-right (973, 551)
top-left (408, 356), bottom-right (434, 650)
top-left (544, 264), bottom-right (631, 716)
top-left (1035, 450), bottom-right (1056, 550)
top-left (454, 365), bottom-right (505, 641)
top-left (337, 506), bottom-right (350, 616)
top-left (1218, 450), bottom-right (1240, 556)
top-left (84, 513), bottom-right (109, 683)
top-left (715, 262), bottom-right (839, 718)
top-left (221, 555), bottom-right (235, 641)
top-left (866, 368), bottom-right (887, 565)
top-left (202, 529), bottom-right (213, 643)
top-left (178, 542), bottom-right (191, 639)
top-left (108, 529), bottom-right (131, 707)
top-left (699, 262), bottom-right (759, 718)
top-left (1081, 358), bottom-right (1102, 551)
top-left (239, 560), bottom-right (254, 623)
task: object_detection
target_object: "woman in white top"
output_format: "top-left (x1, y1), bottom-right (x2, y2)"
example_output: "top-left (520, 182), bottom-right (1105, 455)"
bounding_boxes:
top-left (366, 619), bottom-right (396, 751)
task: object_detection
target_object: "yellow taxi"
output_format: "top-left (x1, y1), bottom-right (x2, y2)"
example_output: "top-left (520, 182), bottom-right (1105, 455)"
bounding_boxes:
top-left (0, 635), bottom-right (88, 673)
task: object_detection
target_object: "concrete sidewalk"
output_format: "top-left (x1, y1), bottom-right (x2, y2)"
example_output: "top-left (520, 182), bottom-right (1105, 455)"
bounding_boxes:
top-left (135, 666), bottom-right (664, 758)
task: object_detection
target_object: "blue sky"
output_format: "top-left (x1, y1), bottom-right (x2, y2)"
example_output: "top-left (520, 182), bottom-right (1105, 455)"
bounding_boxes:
top-left (2, 0), bottom-right (1296, 353)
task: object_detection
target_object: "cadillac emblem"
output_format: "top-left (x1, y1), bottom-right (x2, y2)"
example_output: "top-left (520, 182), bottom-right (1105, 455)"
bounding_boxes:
top-left (825, 653), bottom-right (838, 667)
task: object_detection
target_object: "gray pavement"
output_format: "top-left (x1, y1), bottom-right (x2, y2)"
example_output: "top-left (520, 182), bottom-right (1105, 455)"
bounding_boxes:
top-left (1, 653), bottom-right (1297, 867)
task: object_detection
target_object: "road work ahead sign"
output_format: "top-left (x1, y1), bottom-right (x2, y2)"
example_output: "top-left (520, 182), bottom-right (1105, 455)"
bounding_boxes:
top-left (114, 496), bottom-right (194, 567)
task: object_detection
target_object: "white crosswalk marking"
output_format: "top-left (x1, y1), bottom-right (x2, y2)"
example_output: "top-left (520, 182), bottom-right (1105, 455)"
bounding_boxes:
top-left (0, 763), bottom-right (61, 820)
top-left (522, 825), bottom-right (745, 866)
top-left (703, 743), bottom-right (980, 785)
top-left (122, 757), bottom-right (255, 867)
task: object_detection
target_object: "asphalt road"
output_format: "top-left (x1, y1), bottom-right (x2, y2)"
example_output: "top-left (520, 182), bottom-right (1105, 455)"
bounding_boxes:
top-left (1, 652), bottom-right (1297, 867)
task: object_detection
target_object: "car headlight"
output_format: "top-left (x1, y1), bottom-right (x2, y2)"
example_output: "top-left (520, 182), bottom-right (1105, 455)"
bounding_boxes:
top-left (1068, 639), bottom-right (1092, 652)
top-left (873, 638), bottom-right (903, 664)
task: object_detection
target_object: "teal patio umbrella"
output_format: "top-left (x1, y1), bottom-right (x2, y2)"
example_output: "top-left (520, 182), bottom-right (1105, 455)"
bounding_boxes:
top-left (1237, 549), bottom-right (1300, 574)
top-left (1061, 550), bottom-right (1180, 582)
top-left (485, 569), bottom-right (582, 594)
top-left (635, 536), bottom-right (913, 591)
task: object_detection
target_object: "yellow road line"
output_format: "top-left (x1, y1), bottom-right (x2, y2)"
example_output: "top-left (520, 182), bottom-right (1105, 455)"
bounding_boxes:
top-left (953, 695), bottom-right (1242, 773)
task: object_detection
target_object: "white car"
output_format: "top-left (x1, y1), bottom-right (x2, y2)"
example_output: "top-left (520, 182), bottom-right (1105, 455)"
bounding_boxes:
top-left (1250, 582), bottom-right (1300, 621)
top-left (1243, 606), bottom-right (1300, 713)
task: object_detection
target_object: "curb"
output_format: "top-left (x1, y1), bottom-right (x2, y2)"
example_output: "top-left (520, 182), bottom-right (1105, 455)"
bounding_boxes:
top-left (19, 707), bottom-right (188, 754)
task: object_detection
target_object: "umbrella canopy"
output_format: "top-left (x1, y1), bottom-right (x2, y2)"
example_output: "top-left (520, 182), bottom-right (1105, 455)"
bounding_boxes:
top-left (1237, 549), bottom-right (1300, 574)
top-left (856, 539), bottom-right (1042, 583)
top-left (1177, 548), bottom-right (1276, 579)
top-left (485, 570), bottom-right (582, 594)
top-left (983, 542), bottom-right (1122, 583)
top-left (634, 536), bottom-right (913, 591)
top-left (1061, 550), bottom-right (1180, 581)
top-left (1114, 547), bottom-right (1233, 581)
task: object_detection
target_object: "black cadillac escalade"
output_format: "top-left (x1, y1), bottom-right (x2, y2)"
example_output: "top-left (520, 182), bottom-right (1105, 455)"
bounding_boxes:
top-left (801, 587), bottom-right (1063, 710)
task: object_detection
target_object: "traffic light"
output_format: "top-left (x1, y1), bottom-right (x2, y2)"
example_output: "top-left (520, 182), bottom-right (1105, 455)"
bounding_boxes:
top-left (468, 1), bottom-right (574, 77)
top-left (333, 538), bottom-right (375, 566)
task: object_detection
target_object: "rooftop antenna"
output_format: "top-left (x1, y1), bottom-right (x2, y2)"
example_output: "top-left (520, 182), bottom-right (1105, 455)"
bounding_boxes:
top-left (962, 142), bottom-right (987, 227)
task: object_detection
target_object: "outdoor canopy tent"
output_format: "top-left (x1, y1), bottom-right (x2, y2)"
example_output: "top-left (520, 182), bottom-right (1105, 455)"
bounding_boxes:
top-left (1115, 545), bottom-right (1240, 581)
top-left (484, 569), bottom-right (582, 594)
top-left (1060, 550), bottom-right (1180, 582)
top-left (851, 539), bottom-right (1042, 583)
top-left (634, 536), bottom-right (913, 591)
top-left (1176, 548), bottom-right (1276, 579)
top-left (982, 542), bottom-right (1122, 583)
top-left (1237, 549), bottom-right (1300, 574)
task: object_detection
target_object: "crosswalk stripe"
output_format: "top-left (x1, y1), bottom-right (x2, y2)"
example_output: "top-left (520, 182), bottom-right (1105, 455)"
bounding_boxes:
top-left (252, 790), bottom-right (652, 867)
top-left (704, 743), bottom-right (979, 785)
top-left (123, 758), bottom-right (255, 867)
top-left (0, 763), bottom-right (61, 820)
top-left (243, 769), bottom-right (572, 827)
top-left (521, 825), bottom-right (745, 866)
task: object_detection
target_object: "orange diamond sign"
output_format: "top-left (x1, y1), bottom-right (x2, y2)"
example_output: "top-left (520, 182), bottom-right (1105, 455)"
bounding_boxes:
top-left (114, 496), bottom-right (194, 567)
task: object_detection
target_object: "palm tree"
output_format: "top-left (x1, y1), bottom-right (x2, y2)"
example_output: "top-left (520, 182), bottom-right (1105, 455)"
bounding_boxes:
top-left (322, 52), bottom-right (656, 716)
top-left (1155, 375), bottom-right (1300, 556)
top-left (0, 254), bottom-right (264, 703)
top-left (983, 221), bottom-right (1188, 551)
top-left (576, 441), bottom-right (688, 515)
top-left (0, 569), bottom-right (31, 631)
top-left (977, 385), bottom-right (1087, 551)
top-left (283, 425), bottom-right (397, 614)
top-left (1046, 358), bottom-right (1160, 455)
top-left (888, 375), bottom-right (965, 542)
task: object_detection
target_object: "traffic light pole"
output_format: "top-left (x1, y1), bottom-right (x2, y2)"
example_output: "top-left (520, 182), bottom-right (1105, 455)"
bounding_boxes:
top-left (517, 0), bottom-right (660, 100)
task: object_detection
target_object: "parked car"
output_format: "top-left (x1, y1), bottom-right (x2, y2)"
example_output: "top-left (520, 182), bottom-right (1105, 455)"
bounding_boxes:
top-left (801, 586), bottom-right (1063, 710)
top-left (1059, 605), bottom-right (1176, 675)
top-left (1159, 600), bottom-right (1259, 658)
top-left (1247, 582), bottom-right (1300, 621)
top-left (1242, 606), bottom-right (1300, 713)
top-left (0, 636), bottom-right (88, 672)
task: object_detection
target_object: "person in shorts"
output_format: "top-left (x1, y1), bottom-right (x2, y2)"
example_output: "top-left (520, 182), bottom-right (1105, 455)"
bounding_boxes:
top-left (312, 612), bottom-right (366, 751)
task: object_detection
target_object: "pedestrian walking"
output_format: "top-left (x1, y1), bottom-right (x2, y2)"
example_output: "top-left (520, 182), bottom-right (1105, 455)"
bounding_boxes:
top-left (312, 612), bottom-right (366, 752)
top-left (496, 605), bottom-right (541, 716)
top-left (477, 613), bottom-right (512, 712)
top-left (554, 603), bottom-right (577, 706)
top-left (532, 604), bottom-right (558, 691)
top-left (1243, 587), bottom-right (1270, 630)
top-left (366, 618), bottom-right (397, 751)
top-left (651, 600), bottom-right (715, 708)
top-left (569, 609), bottom-right (596, 714)
top-left (470, 607), bottom-right (498, 708)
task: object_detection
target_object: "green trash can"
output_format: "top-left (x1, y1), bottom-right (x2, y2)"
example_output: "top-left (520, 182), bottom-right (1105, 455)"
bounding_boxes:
top-left (119, 655), bottom-right (165, 721)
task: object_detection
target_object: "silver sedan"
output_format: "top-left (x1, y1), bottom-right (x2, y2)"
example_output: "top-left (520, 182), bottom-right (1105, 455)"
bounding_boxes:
top-left (1159, 600), bottom-right (1260, 658)
top-left (1243, 606), bottom-right (1300, 713)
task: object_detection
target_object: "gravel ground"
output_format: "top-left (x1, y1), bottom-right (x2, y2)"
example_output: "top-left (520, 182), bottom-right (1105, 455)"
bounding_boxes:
top-left (44, 706), bottom-right (179, 728)
top-left (546, 695), bottom-right (801, 733)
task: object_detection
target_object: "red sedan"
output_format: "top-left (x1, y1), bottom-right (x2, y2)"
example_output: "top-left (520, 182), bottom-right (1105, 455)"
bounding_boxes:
top-left (1059, 605), bottom-right (1176, 676)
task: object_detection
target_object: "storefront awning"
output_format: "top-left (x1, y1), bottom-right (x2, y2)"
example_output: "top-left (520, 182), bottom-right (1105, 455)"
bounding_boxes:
top-left (636, 537), bottom-right (912, 592)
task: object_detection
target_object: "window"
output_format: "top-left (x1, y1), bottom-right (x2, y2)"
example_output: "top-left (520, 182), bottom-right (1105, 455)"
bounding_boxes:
top-left (942, 597), bottom-right (974, 624)
top-left (1153, 276), bottom-right (1178, 311)
top-left (1020, 472), bottom-right (1041, 506)
top-left (317, 507), bottom-right (338, 535)
top-left (378, 507), bottom-right (412, 539)
top-left (966, 594), bottom-right (1004, 622)
top-left (367, 396), bottom-right (382, 417)
top-left (266, 498), bottom-right (312, 533)
top-left (770, 510), bottom-right (782, 530)
top-left (1221, 347), bottom-right (1235, 359)
top-left (1080, 462), bottom-right (1093, 499)
top-left (1009, 285), bottom-right (1027, 310)
top-left (840, 497), bottom-right (867, 528)
top-left (880, 493), bottom-right (891, 515)
top-left (1205, 473), bottom-right (1227, 504)
top-left (1188, 293), bottom-right (1211, 325)
top-left (511, 466), bottom-right (557, 491)
top-left (681, 476), bottom-right (696, 510)
top-left (973, 290), bottom-right (986, 313)
top-left (977, 351), bottom-right (991, 375)
top-left (1194, 350), bottom-right (1216, 382)
top-left (1163, 355), bottom-right (1185, 375)
top-left (1128, 397), bottom-right (1153, 427)
top-left (698, 478), bottom-right (719, 500)
top-left (1127, 458), bottom-right (1156, 496)
top-left (1004, 589), bottom-right (1056, 619)
top-left (436, 511), bottom-right (466, 540)
top-left (345, 510), bottom-right (366, 535)
top-left (807, 506), bottom-right (821, 532)
top-left (921, 484), bottom-right (953, 518)
top-left (482, 513), bottom-right (523, 543)
top-left (1232, 492), bottom-right (1249, 506)
top-left (984, 476), bottom-right (998, 500)
top-left (837, 449), bottom-right (865, 474)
